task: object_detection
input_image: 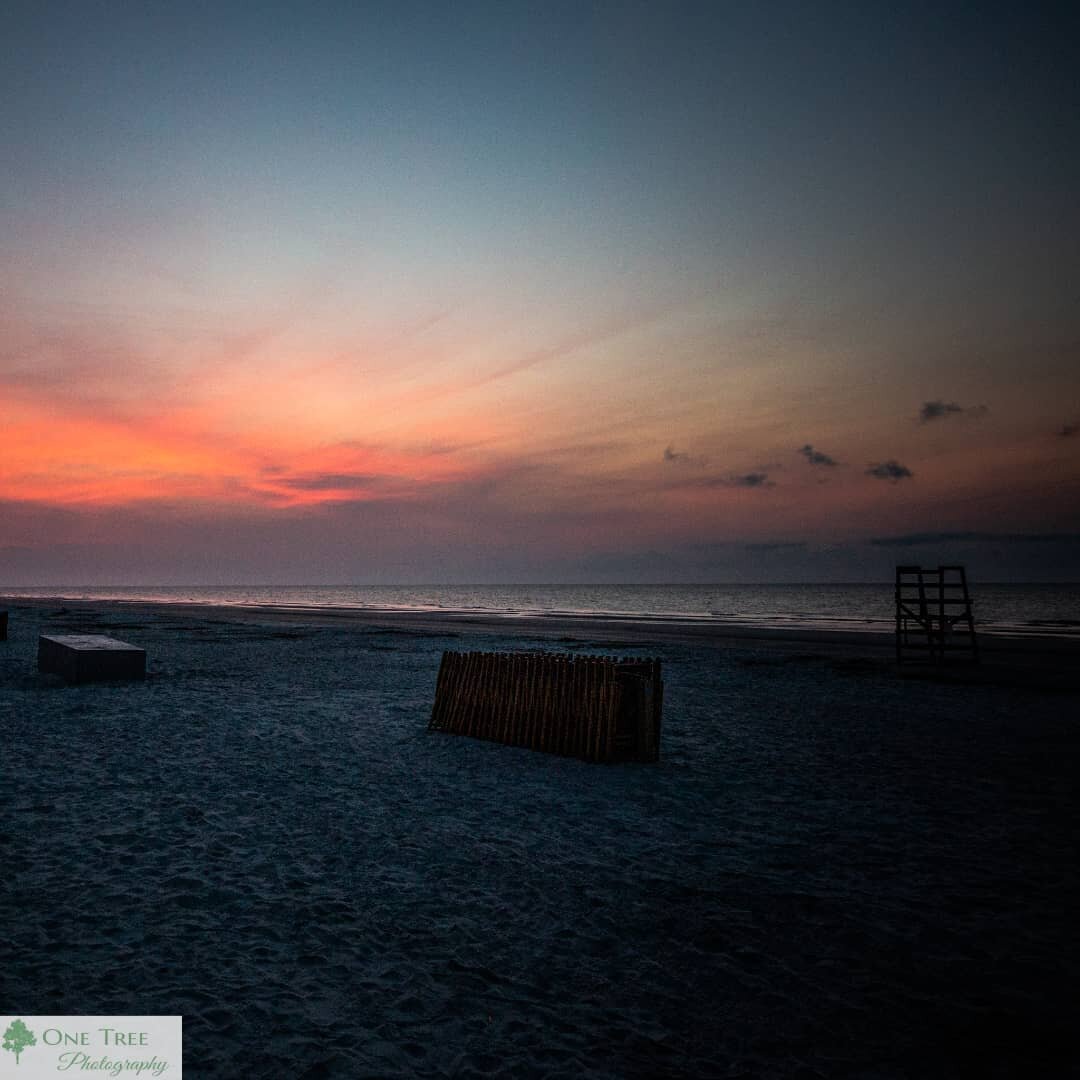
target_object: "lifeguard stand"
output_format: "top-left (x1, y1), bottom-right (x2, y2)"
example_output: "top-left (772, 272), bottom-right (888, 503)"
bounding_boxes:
top-left (895, 565), bottom-right (979, 665)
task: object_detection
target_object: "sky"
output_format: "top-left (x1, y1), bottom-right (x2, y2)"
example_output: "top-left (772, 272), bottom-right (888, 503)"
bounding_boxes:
top-left (2, 1), bottom-right (1078, 584)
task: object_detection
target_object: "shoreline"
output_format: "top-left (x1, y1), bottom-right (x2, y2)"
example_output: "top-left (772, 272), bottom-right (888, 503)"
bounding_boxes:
top-left (5, 594), bottom-right (1079, 686)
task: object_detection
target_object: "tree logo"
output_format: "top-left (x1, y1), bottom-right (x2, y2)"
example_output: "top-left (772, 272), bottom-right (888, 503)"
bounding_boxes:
top-left (2, 1019), bottom-right (37, 1065)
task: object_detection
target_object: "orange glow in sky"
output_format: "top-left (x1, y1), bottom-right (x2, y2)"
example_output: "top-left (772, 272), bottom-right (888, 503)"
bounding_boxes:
top-left (2, 4), bottom-right (1078, 582)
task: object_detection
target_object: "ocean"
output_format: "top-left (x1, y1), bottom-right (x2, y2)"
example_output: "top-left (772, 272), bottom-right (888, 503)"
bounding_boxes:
top-left (2, 582), bottom-right (1078, 636)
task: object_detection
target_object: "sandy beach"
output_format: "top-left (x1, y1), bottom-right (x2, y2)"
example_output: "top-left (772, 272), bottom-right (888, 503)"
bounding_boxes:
top-left (1, 596), bottom-right (1077, 1077)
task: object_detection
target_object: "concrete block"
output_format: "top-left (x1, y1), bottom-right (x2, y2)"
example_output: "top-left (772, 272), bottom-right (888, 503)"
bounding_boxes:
top-left (38, 634), bottom-right (146, 684)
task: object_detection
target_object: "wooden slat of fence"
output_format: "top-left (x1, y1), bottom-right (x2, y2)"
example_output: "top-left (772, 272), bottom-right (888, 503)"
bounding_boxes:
top-left (550, 655), bottom-right (562, 754)
top-left (518, 653), bottom-right (530, 746)
top-left (500, 652), bottom-right (517, 746)
top-left (574, 661), bottom-right (588, 760)
top-left (537, 655), bottom-right (550, 752)
top-left (436, 651), bottom-right (454, 731)
top-left (457, 652), bottom-right (476, 738)
top-left (483, 652), bottom-right (495, 741)
top-left (531, 654), bottom-right (541, 750)
top-left (564, 658), bottom-right (575, 755)
top-left (562, 657), bottom-right (575, 757)
top-left (548, 657), bottom-right (559, 754)
top-left (588, 661), bottom-right (600, 760)
top-left (476, 652), bottom-right (488, 739)
top-left (579, 660), bottom-right (591, 762)
top-left (429, 651), bottom-right (448, 729)
top-left (603, 665), bottom-right (616, 762)
top-left (605, 677), bottom-right (618, 762)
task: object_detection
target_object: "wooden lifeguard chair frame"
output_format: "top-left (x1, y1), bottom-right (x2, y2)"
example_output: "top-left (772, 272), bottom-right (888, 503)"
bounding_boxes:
top-left (895, 565), bottom-right (979, 666)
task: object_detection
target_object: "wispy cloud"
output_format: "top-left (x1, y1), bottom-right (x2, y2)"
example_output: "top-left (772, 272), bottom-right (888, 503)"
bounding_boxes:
top-left (744, 540), bottom-right (807, 552)
top-left (276, 472), bottom-right (388, 492)
top-left (866, 460), bottom-right (913, 482)
top-left (662, 444), bottom-right (709, 468)
top-left (798, 444), bottom-right (837, 466)
top-left (401, 295), bottom-right (698, 410)
top-left (919, 400), bottom-right (988, 423)
top-left (870, 530), bottom-right (1080, 547)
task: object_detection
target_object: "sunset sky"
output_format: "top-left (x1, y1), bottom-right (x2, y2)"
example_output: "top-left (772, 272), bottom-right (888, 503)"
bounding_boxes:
top-left (2, 2), bottom-right (1078, 583)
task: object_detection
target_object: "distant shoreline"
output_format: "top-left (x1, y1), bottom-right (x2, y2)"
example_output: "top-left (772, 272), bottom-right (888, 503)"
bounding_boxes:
top-left (2, 585), bottom-right (1077, 641)
top-left (4, 596), bottom-right (1079, 687)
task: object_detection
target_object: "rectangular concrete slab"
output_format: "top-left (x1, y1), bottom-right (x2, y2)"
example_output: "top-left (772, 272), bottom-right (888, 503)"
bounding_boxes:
top-left (38, 633), bottom-right (146, 684)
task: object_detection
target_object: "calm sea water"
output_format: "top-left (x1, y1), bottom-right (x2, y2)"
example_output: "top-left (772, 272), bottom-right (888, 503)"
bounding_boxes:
top-left (2, 583), bottom-right (1078, 636)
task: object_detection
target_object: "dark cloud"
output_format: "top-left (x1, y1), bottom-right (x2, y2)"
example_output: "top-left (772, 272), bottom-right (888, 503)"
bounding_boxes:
top-left (866, 460), bottom-right (913, 482)
top-left (277, 473), bottom-right (386, 491)
top-left (678, 468), bottom-right (773, 490)
top-left (734, 472), bottom-right (772, 488)
top-left (920, 400), bottom-right (963, 421)
top-left (691, 471), bottom-right (773, 489)
top-left (870, 531), bottom-right (1080, 547)
top-left (798, 444), bottom-right (837, 466)
top-left (744, 541), bottom-right (807, 552)
top-left (1058, 423), bottom-right (1078, 438)
top-left (662, 444), bottom-right (710, 468)
top-left (919, 400), bottom-right (988, 423)
top-left (572, 549), bottom-right (672, 577)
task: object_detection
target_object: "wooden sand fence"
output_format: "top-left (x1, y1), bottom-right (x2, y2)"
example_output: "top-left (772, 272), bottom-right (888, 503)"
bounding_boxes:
top-left (428, 651), bottom-right (663, 763)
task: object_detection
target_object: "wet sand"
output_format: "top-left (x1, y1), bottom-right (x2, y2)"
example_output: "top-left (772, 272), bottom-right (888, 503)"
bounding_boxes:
top-left (2, 597), bottom-right (1077, 1077)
